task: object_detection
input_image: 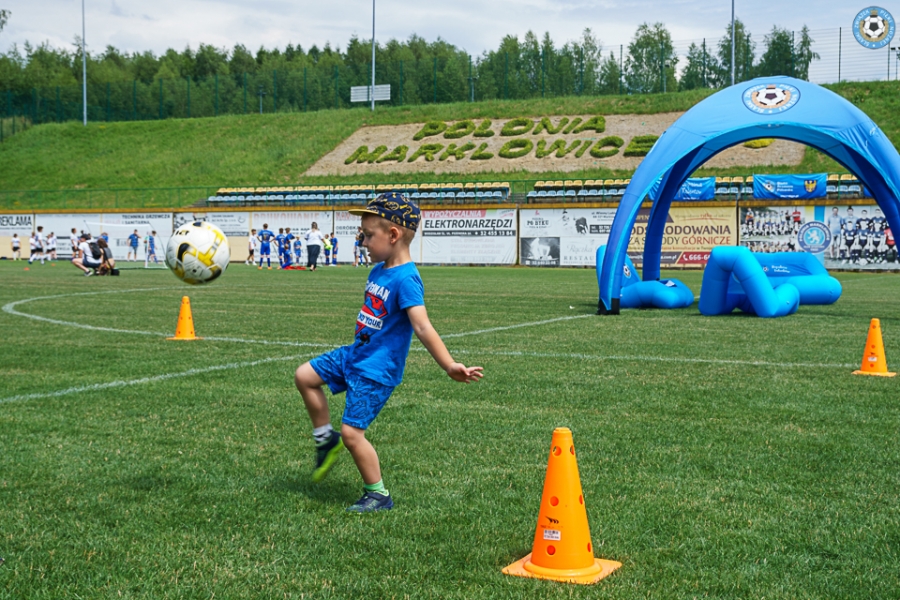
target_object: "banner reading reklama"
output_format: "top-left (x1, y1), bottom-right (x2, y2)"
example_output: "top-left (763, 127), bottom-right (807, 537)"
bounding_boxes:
top-left (628, 206), bottom-right (737, 267)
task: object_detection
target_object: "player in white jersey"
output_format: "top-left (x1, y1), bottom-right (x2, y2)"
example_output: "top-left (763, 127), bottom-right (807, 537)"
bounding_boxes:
top-left (11, 233), bottom-right (21, 260)
top-left (246, 229), bottom-right (258, 265)
top-left (28, 226), bottom-right (46, 265)
top-left (46, 232), bottom-right (58, 261)
top-left (69, 228), bottom-right (80, 257)
top-left (825, 207), bottom-right (843, 260)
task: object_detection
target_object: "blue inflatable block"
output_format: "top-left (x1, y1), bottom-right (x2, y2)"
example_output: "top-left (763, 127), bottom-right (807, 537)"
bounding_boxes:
top-left (700, 246), bottom-right (840, 318)
top-left (621, 279), bottom-right (695, 309)
top-left (596, 245), bottom-right (695, 310)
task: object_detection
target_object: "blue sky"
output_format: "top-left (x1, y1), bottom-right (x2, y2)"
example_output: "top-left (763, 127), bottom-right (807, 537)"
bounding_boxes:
top-left (0, 0), bottom-right (868, 57)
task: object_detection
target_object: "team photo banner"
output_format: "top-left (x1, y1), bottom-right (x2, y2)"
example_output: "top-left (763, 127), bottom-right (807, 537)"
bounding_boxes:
top-left (753, 174), bottom-right (827, 199)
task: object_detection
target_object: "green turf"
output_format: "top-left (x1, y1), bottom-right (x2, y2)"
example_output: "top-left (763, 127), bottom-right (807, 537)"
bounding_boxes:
top-left (1, 81), bottom-right (898, 204)
top-left (0, 261), bottom-right (898, 598)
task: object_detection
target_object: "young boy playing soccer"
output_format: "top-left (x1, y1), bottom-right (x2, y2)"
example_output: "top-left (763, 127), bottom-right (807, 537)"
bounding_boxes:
top-left (294, 192), bottom-right (483, 513)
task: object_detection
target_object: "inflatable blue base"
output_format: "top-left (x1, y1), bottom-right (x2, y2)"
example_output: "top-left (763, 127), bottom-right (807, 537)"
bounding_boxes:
top-left (596, 245), bottom-right (694, 310)
top-left (699, 246), bottom-right (842, 318)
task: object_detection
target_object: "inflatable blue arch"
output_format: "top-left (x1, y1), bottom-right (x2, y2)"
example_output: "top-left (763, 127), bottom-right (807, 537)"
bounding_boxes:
top-left (598, 76), bottom-right (900, 314)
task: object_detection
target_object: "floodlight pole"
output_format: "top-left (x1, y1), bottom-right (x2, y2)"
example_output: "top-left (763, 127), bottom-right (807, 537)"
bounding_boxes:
top-left (82, 0), bottom-right (87, 126)
top-left (370, 0), bottom-right (375, 112)
top-left (730, 0), bottom-right (735, 86)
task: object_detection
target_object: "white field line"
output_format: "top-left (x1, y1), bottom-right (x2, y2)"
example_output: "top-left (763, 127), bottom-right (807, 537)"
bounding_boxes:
top-left (1, 289), bottom-right (858, 405)
top-left (0, 354), bottom-right (313, 404)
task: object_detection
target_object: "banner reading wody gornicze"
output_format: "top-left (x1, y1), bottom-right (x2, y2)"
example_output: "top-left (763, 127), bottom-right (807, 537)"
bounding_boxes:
top-left (628, 206), bottom-right (737, 267)
top-left (420, 208), bottom-right (517, 264)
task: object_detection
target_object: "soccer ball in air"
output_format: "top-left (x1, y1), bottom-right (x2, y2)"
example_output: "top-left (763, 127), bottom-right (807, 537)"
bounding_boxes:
top-left (165, 221), bottom-right (230, 284)
top-left (754, 86), bottom-right (787, 108)
top-left (862, 14), bottom-right (887, 41)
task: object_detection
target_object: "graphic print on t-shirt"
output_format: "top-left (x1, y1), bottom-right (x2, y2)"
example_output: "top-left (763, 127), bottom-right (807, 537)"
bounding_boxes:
top-left (356, 290), bottom-right (389, 339)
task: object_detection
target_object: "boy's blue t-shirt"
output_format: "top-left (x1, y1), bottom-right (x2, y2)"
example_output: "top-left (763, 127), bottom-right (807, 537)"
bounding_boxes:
top-left (257, 229), bottom-right (275, 243)
top-left (348, 261), bottom-right (424, 387)
top-left (128, 233), bottom-right (139, 246)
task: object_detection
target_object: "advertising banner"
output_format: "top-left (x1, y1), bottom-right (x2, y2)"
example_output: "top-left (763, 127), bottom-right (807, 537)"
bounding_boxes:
top-left (92, 213), bottom-right (174, 261)
top-left (34, 213), bottom-right (103, 257)
top-left (629, 206), bottom-right (737, 267)
top-left (0, 213), bottom-right (35, 259)
top-left (175, 211), bottom-right (253, 262)
top-left (649, 177), bottom-right (717, 201)
top-left (519, 208), bottom-right (617, 266)
top-left (741, 204), bottom-right (898, 270)
top-left (753, 174), bottom-right (827, 199)
top-left (420, 208), bottom-right (516, 264)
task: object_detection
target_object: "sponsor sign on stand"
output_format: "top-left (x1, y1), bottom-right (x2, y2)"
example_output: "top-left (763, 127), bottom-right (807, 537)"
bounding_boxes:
top-left (628, 206), bottom-right (737, 267)
top-left (94, 213), bottom-right (174, 261)
top-left (420, 208), bottom-right (516, 264)
top-left (34, 214), bottom-right (103, 257)
top-left (0, 214), bottom-right (35, 259)
top-left (519, 208), bottom-right (618, 266)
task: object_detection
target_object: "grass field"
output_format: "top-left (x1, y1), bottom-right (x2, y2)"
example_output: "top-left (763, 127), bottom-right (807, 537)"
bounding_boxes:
top-left (1, 261), bottom-right (898, 598)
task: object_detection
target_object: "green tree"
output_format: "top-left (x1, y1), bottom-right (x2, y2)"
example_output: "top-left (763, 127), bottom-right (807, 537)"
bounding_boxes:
top-left (680, 40), bottom-right (717, 90)
top-left (756, 25), bottom-right (818, 80)
top-left (0, 9), bottom-right (9, 34)
top-left (717, 19), bottom-right (755, 85)
top-left (624, 22), bottom-right (676, 93)
top-left (597, 51), bottom-right (621, 94)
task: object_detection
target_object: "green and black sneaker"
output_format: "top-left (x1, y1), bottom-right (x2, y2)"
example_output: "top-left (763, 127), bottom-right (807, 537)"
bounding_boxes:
top-left (312, 432), bottom-right (344, 483)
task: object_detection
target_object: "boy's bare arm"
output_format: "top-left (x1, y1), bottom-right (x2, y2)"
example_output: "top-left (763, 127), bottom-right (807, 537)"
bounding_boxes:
top-left (407, 305), bottom-right (483, 384)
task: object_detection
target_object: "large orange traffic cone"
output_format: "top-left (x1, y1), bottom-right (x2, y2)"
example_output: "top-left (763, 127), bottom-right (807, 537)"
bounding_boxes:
top-left (167, 296), bottom-right (201, 341)
top-left (503, 427), bottom-right (621, 585)
top-left (853, 318), bottom-right (895, 377)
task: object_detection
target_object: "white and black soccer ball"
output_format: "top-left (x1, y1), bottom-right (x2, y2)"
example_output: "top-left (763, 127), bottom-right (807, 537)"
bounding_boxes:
top-left (862, 14), bottom-right (887, 41)
top-left (755, 86), bottom-right (787, 108)
top-left (165, 221), bottom-right (230, 284)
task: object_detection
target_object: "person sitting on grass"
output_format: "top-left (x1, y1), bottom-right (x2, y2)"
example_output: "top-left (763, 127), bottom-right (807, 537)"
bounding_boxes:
top-left (293, 192), bottom-right (483, 513)
top-left (96, 237), bottom-right (117, 275)
top-left (71, 233), bottom-right (102, 276)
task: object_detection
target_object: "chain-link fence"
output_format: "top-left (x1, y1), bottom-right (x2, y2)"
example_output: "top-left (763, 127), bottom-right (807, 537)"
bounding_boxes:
top-left (2, 26), bottom-right (898, 130)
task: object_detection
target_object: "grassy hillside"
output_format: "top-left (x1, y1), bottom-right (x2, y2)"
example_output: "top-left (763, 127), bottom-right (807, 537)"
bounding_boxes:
top-left (0, 81), bottom-right (898, 200)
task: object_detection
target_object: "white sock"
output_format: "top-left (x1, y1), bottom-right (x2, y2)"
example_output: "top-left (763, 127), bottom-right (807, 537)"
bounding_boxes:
top-left (313, 424), bottom-right (334, 446)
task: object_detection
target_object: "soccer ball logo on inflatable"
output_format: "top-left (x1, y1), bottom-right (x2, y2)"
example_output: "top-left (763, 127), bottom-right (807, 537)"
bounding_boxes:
top-left (165, 221), bottom-right (230, 284)
top-left (861, 11), bottom-right (888, 41)
top-left (752, 85), bottom-right (790, 109)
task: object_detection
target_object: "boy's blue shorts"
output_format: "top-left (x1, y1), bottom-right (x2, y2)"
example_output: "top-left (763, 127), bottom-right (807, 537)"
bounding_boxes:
top-left (310, 345), bottom-right (395, 430)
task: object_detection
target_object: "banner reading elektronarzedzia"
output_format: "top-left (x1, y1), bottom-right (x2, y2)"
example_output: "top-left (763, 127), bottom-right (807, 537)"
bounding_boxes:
top-left (420, 208), bottom-right (516, 264)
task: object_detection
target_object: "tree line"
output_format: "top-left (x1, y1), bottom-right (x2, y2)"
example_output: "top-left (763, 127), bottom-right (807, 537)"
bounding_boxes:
top-left (0, 18), bottom-right (818, 120)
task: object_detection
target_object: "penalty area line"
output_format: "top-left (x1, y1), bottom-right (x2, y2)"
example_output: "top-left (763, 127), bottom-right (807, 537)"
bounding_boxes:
top-left (0, 353), bottom-right (314, 405)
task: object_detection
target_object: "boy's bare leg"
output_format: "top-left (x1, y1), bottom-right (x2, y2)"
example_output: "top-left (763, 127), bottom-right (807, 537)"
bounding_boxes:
top-left (341, 424), bottom-right (381, 485)
top-left (294, 362), bottom-right (331, 427)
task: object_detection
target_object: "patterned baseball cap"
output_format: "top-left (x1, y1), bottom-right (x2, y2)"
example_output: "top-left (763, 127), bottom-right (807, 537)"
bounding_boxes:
top-left (349, 192), bottom-right (421, 231)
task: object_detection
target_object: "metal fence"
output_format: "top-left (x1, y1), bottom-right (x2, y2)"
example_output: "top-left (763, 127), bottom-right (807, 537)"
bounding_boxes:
top-left (2, 26), bottom-right (899, 131)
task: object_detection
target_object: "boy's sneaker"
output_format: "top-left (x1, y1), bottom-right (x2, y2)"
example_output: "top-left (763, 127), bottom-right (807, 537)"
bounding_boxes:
top-left (346, 490), bottom-right (393, 513)
top-left (312, 432), bottom-right (344, 483)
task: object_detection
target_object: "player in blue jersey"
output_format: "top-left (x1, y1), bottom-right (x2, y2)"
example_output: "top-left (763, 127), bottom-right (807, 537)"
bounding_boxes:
top-left (145, 230), bottom-right (159, 266)
top-left (292, 235), bottom-right (303, 266)
top-left (857, 209), bottom-right (871, 263)
top-left (283, 227), bottom-right (295, 268)
top-left (257, 224), bottom-right (276, 269)
top-left (329, 233), bottom-right (338, 265)
top-left (842, 216), bottom-right (858, 265)
top-left (275, 228), bottom-right (287, 268)
top-left (127, 229), bottom-right (141, 262)
top-left (871, 208), bottom-right (887, 263)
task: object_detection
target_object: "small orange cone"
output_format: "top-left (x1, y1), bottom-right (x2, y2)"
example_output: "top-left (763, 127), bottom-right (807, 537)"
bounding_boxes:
top-left (167, 296), bottom-right (201, 341)
top-left (503, 427), bottom-right (621, 585)
top-left (853, 318), bottom-right (895, 377)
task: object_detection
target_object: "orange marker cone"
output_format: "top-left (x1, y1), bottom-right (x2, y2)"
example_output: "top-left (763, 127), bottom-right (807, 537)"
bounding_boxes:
top-left (853, 318), bottom-right (895, 377)
top-left (503, 427), bottom-right (621, 585)
top-left (167, 296), bottom-right (201, 341)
